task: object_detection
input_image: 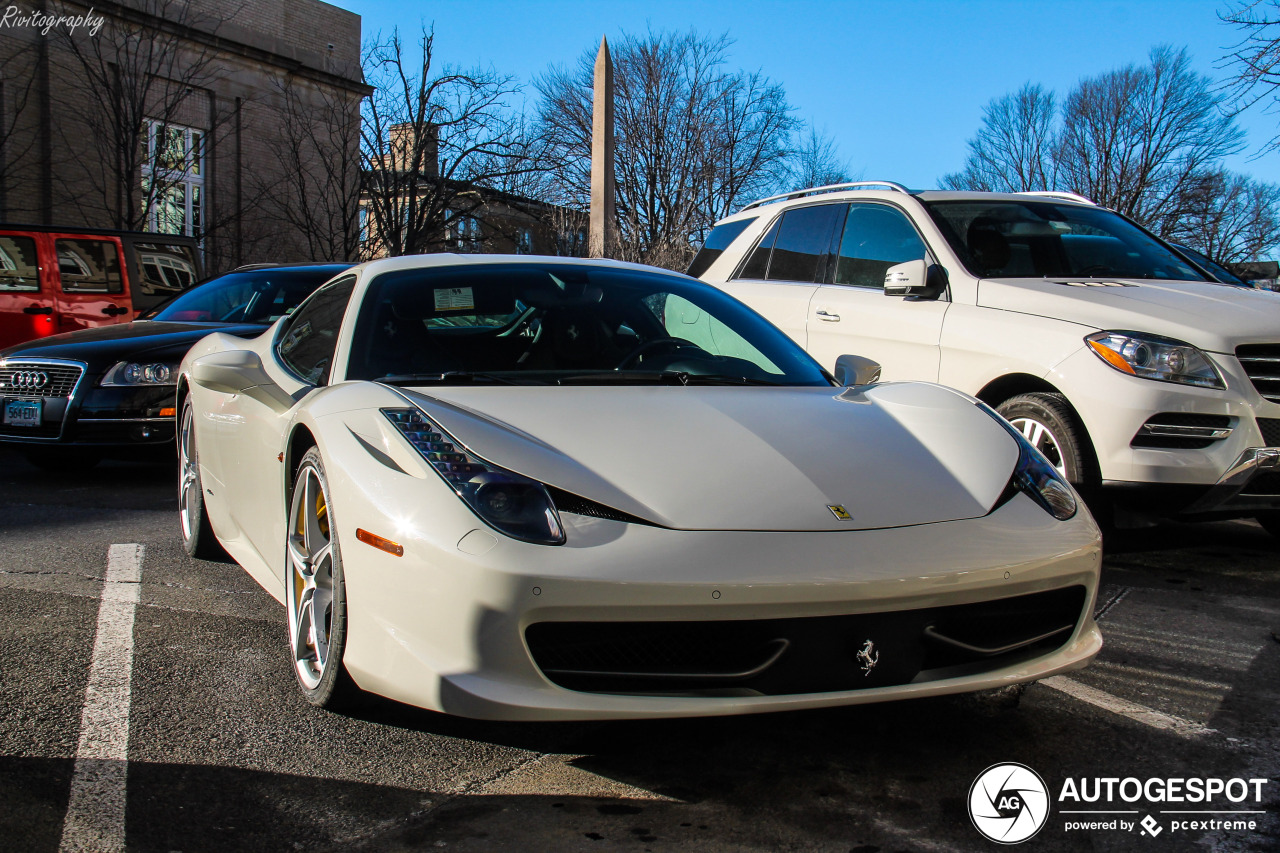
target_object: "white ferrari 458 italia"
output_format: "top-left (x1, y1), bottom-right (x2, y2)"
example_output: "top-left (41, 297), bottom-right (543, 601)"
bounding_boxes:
top-left (177, 254), bottom-right (1102, 720)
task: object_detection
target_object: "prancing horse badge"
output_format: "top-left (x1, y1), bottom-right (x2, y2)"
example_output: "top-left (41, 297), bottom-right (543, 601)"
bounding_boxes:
top-left (828, 505), bottom-right (851, 520)
top-left (857, 640), bottom-right (879, 676)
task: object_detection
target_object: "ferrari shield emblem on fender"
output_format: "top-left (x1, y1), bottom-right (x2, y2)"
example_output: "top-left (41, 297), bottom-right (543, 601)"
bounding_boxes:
top-left (828, 505), bottom-right (851, 520)
top-left (857, 640), bottom-right (879, 676)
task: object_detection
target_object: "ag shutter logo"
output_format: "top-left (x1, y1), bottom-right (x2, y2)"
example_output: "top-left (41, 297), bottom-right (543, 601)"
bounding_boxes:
top-left (969, 763), bottom-right (1051, 844)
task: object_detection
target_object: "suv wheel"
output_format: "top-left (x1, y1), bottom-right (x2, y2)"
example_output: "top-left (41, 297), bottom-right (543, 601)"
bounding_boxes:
top-left (996, 392), bottom-right (1094, 485)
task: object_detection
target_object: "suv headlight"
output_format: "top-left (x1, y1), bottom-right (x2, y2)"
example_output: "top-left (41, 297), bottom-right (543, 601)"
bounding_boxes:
top-left (383, 407), bottom-right (565, 545)
top-left (980, 403), bottom-right (1078, 520)
top-left (1085, 331), bottom-right (1224, 389)
top-left (100, 361), bottom-right (178, 386)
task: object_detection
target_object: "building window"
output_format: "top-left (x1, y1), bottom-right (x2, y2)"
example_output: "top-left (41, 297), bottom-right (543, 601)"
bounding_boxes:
top-left (142, 119), bottom-right (204, 242)
top-left (516, 228), bottom-right (533, 254)
top-left (448, 213), bottom-right (481, 253)
top-left (359, 207), bottom-right (369, 245)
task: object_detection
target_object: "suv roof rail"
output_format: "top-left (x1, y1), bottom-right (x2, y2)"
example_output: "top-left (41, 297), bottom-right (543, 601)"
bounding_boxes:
top-left (1015, 190), bottom-right (1096, 205)
top-left (742, 181), bottom-right (911, 212)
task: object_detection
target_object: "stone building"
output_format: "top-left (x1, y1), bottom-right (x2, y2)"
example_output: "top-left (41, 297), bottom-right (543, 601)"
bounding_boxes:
top-left (0, 0), bottom-right (368, 273)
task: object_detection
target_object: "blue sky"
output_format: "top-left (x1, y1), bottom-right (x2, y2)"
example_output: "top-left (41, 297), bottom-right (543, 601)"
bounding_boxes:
top-left (334, 0), bottom-right (1280, 190)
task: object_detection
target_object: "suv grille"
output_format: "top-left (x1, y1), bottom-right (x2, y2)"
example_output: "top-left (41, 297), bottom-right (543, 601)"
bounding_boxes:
top-left (0, 362), bottom-right (83, 399)
top-left (1236, 345), bottom-right (1280, 403)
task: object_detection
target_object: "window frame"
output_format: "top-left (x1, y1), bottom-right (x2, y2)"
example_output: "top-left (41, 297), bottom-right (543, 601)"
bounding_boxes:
top-left (141, 119), bottom-right (205, 246)
top-left (730, 202), bottom-right (847, 284)
top-left (829, 200), bottom-right (936, 292)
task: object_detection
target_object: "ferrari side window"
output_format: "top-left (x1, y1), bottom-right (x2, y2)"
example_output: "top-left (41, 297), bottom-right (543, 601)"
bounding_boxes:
top-left (277, 275), bottom-right (356, 385)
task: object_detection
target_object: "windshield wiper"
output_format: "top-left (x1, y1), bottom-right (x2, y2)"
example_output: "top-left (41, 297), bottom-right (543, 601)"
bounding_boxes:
top-left (378, 371), bottom-right (522, 386)
top-left (556, 371), bottom-right (786, 386)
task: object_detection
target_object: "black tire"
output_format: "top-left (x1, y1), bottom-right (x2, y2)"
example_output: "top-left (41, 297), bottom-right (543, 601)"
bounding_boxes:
top-left (22, 448), bottom-right (101, 473)
top-left (1256, 513), bottom-right (1280, 539)
top-left (285, 447), bottom-right (361, 710)
top-left (996, 392), bottom-right (1096, 486)
top-left (178, 398), bottom-right (226, 560)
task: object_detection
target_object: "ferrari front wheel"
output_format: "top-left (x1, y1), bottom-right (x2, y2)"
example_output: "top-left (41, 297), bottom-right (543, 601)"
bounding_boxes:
top-left (178, 399), bottom-right (225, 560)
top-left (286, 447), bottom-right (359, 709)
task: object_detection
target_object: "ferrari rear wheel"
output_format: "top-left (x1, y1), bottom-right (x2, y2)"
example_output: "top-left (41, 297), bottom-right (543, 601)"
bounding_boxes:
top-left (178, 399), bottom-right (225, 560)
top-left (286, 447), bottom-right (359, 709)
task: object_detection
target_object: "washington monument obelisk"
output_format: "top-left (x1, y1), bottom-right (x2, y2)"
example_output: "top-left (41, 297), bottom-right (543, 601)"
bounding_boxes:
top-left (589, 36), bottom-right (616, 258)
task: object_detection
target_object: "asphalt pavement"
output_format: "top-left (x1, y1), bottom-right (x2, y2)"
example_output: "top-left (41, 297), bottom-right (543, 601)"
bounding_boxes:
top-left (0, 446), bottom-right (1276, 852)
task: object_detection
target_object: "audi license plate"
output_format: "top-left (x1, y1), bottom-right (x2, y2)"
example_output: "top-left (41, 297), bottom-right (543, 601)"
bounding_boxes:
top-left (2, 399), bottom-right (41, 427)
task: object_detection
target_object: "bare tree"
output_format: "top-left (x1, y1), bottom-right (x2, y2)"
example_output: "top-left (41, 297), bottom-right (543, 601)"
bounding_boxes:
top-left (1220, 0), bottom-right (1280, 153)
top-left (942, 83), bottom-right (1057, 192)
top-left (535, 29), bottom-right (797, 269)
top-left (50, 0), bottom-right (231, 234)
top-left (0, 46), bottom-right (37, 213)
top-left (786, 127), bottom-right (853, 192)
top-left (254, 77), bottom-right (363, 261)
top-left (360, 27), bottom-right (533, 257)
top-left (1167, 169), bottom-right (1280, 264)
top-left (1056, 46), bottom-right (1243, 231)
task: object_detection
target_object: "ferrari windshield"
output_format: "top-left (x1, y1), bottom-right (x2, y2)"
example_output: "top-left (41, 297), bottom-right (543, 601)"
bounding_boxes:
top-left (924, 200), bottom-right (1211, 282)
top-left (347, 263), bottom-right (832, 386)
top-left (145, 266), bottom-right (349, 324)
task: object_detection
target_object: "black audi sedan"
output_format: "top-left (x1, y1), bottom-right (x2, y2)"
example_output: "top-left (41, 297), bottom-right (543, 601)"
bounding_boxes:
top-left (0, 262), bottom-right (351, 469)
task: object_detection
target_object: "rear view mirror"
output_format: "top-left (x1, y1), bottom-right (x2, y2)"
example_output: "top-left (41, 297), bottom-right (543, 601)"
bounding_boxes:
top-left (834, 354), bottom-right (882, 387)
top-left (191, 351), bottom-right (294, 412)
top-left (884, 259), bottom-right (947, 299)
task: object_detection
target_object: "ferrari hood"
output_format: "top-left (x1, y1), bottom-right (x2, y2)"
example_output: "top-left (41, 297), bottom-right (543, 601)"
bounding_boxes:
top-left (399, 383), bottom-right (1020, 532)
top-left (977, 277), bottom-right (1280, 352)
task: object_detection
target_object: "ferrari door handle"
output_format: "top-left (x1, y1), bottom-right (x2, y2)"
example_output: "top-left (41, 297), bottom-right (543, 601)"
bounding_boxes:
top-left (23, 306), bottom-right (53, 315)
top-left (815, 309), bottom-right (841, 322)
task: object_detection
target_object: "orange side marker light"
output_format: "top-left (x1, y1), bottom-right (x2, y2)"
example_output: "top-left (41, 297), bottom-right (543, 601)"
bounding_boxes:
top-left (356, 528), bottom-right (404, 557)
top-left (1086, 339), bottom-right (1135, 374)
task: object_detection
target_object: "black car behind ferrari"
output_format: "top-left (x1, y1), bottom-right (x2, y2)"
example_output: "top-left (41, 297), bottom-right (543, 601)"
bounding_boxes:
top-left (0, 262), bottom-right (351, 469)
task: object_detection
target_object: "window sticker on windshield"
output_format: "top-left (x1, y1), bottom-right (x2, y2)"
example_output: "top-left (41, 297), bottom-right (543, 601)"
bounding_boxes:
top-left (434, 287), bottom-right (474, 311)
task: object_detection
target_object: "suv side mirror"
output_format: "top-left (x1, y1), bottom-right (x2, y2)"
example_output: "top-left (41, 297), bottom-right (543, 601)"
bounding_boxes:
top-left (834, 354), bottom-right (882, 387)
top-left (883, 259), bottom-right (947, 299)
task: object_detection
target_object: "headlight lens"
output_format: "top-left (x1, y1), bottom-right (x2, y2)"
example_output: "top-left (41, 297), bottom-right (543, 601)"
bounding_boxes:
top-left (382, 407), bottom-right (565, 545)
top-left (1085, 331), bottom-right (1224, 389)
top-left (979, 403), bottom-right (1078, 520)
top-left (100, 361), bottom-right (178, 386)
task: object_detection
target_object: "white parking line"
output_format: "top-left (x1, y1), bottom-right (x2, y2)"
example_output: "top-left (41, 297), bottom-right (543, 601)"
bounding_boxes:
top-left (1041, 675), bottom-right (1214, 739)
top-left (58, 544), bottom-right (143, 853)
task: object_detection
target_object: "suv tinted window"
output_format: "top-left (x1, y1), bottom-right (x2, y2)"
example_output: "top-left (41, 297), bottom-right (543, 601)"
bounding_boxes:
top-left (766, 204), bottom-right (844, 283)
top-left (687, 218), bottom-right (756, 278)
top-left (738, 217), bottom-right (780, 280)
top-left (835, 203), bottom-right (928, 289)
top-left (56, 238), bottom-right (123, 293)
top-left (0, 235), bottom-right (39, 292)
top-left (277, 276), bottom-right (356, 384)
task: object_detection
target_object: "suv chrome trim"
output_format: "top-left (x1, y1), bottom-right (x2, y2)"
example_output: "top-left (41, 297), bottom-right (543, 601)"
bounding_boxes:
top-left (1182, 447), bottom-right (1280, 514)
top-left (1137, 423), bottom-right (1233, 440)
top-left (742, 181), bottom-right (910, 212)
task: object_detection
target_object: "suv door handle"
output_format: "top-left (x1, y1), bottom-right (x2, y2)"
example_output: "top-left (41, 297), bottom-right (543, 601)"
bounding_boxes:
top-left (23, 306), bottom-right (53, 315)
top-left (815, 309), bottom-right (841, 322)
top-left (101, 305), bottom-right (129, 316)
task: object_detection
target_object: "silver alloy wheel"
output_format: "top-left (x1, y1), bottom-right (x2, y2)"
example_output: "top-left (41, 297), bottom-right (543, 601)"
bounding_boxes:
top-left (178, 403), bottom-right (198, 542)
top-left (1009, 416), bottom-right (1067, 477)
top-left (286, 462), bottom-right (336, 690)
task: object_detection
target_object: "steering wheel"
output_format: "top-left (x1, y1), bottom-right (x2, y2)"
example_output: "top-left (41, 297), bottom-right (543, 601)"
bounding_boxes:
top-left (616, 337), bottom-right (702, 370)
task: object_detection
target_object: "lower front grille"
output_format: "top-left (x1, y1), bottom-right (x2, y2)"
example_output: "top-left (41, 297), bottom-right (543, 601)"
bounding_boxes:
top-left (1241, 472), bottom-right (1280, 497)
top-left (1260, 418), bottom-right (1280, 448)
top-left (526, 586), bottom-right (1088, 696)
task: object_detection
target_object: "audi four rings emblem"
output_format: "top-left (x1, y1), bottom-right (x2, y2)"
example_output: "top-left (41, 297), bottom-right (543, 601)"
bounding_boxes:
top-left (8, 371), bottom-right (50, 389)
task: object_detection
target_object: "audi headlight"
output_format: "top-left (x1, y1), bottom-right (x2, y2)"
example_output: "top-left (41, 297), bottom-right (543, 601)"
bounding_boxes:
top-left (383, 407), bottom-right (565, 545)
top-left (1085, 331), bottom-right (1224, 389)
top-left (980, 403), bottom-right (1078, 520)
top-left (100, 361), bottom-right (178, 386)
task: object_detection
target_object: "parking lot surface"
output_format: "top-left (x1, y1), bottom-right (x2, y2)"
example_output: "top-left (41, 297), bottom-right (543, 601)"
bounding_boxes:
top-left (0, 447), bottom-right (1276, 852)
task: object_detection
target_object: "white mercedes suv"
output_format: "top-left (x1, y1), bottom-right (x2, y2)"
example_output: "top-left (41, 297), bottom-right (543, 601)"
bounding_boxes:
top-left (694, 182), bottom-right (1280, 534)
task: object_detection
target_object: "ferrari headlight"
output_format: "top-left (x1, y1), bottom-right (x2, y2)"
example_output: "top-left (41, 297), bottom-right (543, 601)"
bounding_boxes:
top-left (980, 403), bottom-right (1078, 521)
top-left (101, 360), bottom-right (178, 386)
top-left (382, 407), bottom-right (565, 545)
top-left (1085, 331), bottom-right (1224, 389)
